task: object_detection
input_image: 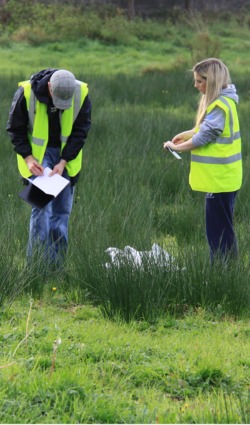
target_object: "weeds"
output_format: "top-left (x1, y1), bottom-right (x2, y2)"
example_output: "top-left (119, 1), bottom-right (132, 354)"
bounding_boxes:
top-left (1, 63), bottom-right (250, 319)
top-left (25, 298), bottom-right (33, 349)
top-left (49, 338), bottom-right (62, 377)
top-left (0, 25), bottom-right (249, 421)
top-left (0, 299), bottom-right (249, 423)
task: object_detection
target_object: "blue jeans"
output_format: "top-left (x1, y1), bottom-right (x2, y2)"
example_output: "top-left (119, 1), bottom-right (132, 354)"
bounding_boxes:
top-left (27, 147), bottom-right (74, 269)
top-left (205, 191), bottom-right (238, 262)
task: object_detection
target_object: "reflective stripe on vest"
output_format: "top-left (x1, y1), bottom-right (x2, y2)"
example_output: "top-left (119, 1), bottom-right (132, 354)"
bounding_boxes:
top-left (189, 96), bottom-right (242, 193)
top-left (17, 79), bottom-right (88, 178)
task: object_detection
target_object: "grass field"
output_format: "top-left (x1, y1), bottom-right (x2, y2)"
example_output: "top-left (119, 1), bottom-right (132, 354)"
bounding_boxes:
top-left (0, 297), bottom-right (249, 423)
top-left (0, 13), bottom-right (250, 423)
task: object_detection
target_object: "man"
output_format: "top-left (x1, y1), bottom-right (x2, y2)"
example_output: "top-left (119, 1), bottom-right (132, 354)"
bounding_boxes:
top-left (7, 68), bottom-right (91, 269)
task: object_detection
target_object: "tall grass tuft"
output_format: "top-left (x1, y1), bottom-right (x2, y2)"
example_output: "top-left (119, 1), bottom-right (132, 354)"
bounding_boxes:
top-left (0, 226), bottom-right (42, 309)
top-left (190, 31), bottom-right (222, 64)
top-left (1, 58), bottom-right (250, 320)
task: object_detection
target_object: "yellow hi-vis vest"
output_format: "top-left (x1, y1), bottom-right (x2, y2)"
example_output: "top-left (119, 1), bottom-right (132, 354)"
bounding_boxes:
top-left (189, 96), bottom-right (242, 193)
top-left (17, 79), bottom-right (89, 178)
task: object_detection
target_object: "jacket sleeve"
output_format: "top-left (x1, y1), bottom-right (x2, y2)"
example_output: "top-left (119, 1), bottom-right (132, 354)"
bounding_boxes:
top-left (60, 94), bottom-right (92, 162)
top-left (192, 107), bottom-right (225, 147)
top-left (6, 86), bottom-right (32, 158)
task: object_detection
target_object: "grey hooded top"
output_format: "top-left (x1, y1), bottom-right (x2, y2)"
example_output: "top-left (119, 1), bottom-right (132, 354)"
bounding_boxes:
top-left (192, 84), bottom-right (239, 147)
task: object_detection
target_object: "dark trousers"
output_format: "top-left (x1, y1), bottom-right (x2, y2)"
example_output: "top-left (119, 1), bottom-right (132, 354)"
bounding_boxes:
top-left (205, 191), bottom-right (238, 261)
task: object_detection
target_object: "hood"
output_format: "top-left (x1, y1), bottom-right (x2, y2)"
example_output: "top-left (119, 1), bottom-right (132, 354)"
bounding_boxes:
top-left (30, 68), bottom-right (58, 104)
top-left (221, 84), bottom-right (239, 104)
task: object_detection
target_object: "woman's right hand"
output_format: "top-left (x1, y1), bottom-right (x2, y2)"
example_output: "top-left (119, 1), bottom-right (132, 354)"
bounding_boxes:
top-left (172, 133), bottom-right (186, 145)
top-left (172, 129), bottom-right (195, 144)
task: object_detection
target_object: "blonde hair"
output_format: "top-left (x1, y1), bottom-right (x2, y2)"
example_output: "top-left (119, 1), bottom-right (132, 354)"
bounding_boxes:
top-left (193, 58), bottom-right (231, 127)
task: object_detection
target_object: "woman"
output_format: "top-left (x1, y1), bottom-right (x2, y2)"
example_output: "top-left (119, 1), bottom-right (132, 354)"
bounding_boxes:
top-left (163, 58), bottom-right (242, 261)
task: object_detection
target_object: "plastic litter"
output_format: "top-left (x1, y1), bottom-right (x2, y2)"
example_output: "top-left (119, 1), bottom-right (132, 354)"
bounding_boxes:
top-left (105, 243), bottom-right (174, 269)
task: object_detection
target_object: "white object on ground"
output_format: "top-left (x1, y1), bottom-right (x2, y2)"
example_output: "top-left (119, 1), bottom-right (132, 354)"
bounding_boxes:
top-left (105, 243), bottom-right (174, 269)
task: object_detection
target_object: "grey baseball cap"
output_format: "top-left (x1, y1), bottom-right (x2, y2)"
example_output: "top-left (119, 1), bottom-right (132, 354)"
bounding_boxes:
top-left (50, 70), bottom-right (76, 110)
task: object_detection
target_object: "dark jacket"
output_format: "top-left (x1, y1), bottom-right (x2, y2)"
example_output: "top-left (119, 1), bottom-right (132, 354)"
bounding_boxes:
top-left (6, 68), bottom-right (91, 184)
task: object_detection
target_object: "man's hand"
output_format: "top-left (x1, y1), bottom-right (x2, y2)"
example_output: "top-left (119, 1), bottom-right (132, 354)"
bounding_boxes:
top-left (49, 159), bottom-right (67, 177)
top-left (25, 155), bottom-right (44, 176)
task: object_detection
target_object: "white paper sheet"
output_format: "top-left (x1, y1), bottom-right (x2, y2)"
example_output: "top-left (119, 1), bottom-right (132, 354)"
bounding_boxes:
top-left (27, 167), bottom-right (70, 197)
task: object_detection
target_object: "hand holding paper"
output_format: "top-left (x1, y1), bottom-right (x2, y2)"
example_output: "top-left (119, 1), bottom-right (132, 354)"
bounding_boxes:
top-left (19, 167), bottom-right (70, 209)
top-left (24, 155), bottom-right (44, 176)
top-left (48, 159), bottom-right (67, 177)
top-left (28, 167), bottom-right (69, 197)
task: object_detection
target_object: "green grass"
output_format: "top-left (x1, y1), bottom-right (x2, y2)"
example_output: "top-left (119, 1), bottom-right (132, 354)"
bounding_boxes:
top-left (0, 297), bottom-right (249, 423)
top-left (0, 21), bottom-right (249, 79)
top-left (0, 39), bottom-right (189, 77)
top-left (1, 60), bottom-right (250, 320)
top-left (0, 14), bottom-right (250, 422)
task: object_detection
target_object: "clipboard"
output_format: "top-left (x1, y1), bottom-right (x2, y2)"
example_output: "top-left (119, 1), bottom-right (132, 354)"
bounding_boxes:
top-left (18, 167), bottom-right (70, 209)
top-left (19, 183), bottom-right (54, 209)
